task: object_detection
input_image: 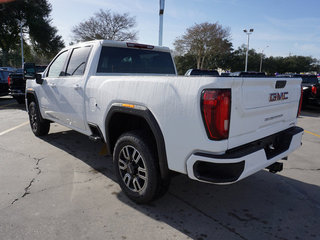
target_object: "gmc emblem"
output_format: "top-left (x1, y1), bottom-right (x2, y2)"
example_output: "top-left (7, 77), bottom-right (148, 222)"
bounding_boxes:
top-left (269, 92), bottom-right (288, 102)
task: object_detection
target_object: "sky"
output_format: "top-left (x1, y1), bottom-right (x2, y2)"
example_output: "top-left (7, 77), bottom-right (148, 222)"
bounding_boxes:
top-left (49, 0), bottom-right (320, 59)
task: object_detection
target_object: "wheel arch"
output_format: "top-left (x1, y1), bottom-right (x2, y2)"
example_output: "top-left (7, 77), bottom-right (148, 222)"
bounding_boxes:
top-left (26, 90), bottom-right (46, 121)
top-left (105, 106), bottom-right (170, 180)
top-left (26, 90), bottom-right (38, 111)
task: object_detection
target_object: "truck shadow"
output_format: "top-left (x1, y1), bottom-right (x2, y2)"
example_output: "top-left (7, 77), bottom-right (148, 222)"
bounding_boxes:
top-left (42, 129), bottom-right (320, 240)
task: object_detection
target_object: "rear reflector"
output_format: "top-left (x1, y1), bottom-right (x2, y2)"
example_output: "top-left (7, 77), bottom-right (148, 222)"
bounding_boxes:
top-left (201, 89), bottom-right (231, 140)
top-left (126, 43), bottom-right (154, 49)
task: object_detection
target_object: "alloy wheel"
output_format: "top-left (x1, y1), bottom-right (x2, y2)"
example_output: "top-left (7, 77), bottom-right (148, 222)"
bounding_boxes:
top-left (118, 145), bottom-right (148, 192)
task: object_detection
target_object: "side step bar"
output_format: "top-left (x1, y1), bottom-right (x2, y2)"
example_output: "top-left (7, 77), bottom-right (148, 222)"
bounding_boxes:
top-left (88, 122), bottom-right (104, 143)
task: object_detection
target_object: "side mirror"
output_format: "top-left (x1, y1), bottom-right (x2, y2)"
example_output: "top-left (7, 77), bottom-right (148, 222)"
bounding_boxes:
top-left (35, 73), bottom-right (44, 85)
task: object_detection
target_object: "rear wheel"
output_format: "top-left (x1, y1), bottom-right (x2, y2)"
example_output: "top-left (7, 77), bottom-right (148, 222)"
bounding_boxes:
top-left (113, 131), bottom-right (166, 203)
top-left (28, 101), bottom-right (50, 136)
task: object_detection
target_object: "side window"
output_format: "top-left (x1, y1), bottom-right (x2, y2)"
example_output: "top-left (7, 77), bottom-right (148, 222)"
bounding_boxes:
top-left (47, 51), bottom-right (68, 78)
top-left (66, 46), bottom-right (92, 76)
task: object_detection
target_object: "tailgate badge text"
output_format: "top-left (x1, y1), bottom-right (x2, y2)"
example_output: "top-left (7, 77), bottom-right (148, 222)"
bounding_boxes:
top-left (269, 92), bottom-right (288, 102)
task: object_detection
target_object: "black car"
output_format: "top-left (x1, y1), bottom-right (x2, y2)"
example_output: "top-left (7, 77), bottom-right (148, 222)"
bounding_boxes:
top-left (9, 63), bottom-right (47, 104)
top-left (229, 71), bottom-right (266, 77)
top-left (301, 75), bottom-right (320, 107)
top-left (8, 71), bottom-right (25, 103)
top-left (185, 69), bottom-right (219, 76)
top-left (277, 74), bottom-right (320, 107)
top-left (0, 70), bottom-right (11, 96)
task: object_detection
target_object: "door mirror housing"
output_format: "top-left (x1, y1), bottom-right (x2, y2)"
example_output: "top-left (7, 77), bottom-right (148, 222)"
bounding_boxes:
top-left (35, 73), bottom-right (44, 85)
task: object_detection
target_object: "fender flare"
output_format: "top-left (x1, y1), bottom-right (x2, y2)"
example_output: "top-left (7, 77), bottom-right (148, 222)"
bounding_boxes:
top-left (105, 106), bottom-right (170, 180)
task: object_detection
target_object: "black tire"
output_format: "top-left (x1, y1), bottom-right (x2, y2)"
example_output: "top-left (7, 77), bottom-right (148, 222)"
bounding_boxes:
top-left (15, 96), bottom-right (25, 104)
top-left (113, 131), bottom-right (166, 203)
top-left (28, 101), bottom-right (50, 136)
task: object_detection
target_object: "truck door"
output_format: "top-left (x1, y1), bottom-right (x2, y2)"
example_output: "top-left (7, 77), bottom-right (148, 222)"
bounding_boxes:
top-left (52, 46), bottom-right (92, 131)
top-left (38, 50), bottom-right (69, 121)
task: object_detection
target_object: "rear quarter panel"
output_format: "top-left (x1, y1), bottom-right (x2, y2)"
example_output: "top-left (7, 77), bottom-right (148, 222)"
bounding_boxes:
top-left (85, 75), bottom-right (239, 174)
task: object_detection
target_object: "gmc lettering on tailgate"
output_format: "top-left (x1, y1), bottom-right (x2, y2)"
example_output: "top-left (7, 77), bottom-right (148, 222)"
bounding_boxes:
top-left (269, 92), bottom-right (288, 102)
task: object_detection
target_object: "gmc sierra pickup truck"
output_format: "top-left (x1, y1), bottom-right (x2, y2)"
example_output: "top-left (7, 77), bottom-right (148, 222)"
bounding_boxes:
top-left (26, 40), bottom-right (304, 203)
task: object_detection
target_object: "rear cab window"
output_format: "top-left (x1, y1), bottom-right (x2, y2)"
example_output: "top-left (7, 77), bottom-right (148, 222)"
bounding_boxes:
top-left (66, 46), bottom-right (92, 76)
top-left (97, 46), bottom-right (175, 75)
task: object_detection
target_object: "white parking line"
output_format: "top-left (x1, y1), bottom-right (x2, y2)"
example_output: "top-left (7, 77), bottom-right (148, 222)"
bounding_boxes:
top-left (0, 121), bottom-right (29, 136)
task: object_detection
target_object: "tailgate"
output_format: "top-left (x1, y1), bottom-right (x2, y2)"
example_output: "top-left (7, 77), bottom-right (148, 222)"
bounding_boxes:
top-left (228, 77), bottom-right (301, 149)
top-left (10, 75), bottom-right (25, 89)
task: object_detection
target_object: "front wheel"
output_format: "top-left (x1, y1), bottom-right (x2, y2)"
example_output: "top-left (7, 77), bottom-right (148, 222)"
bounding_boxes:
top-left (28, 101), bottom-right (50, 136)
top-left (113, 131), bottom-right (164, 203)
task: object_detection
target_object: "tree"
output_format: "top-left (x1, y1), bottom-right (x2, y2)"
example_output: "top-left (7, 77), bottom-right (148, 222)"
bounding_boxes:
top-left (228, 45), bottom-right (261, 72)
top-left (173, 22), bottom-right (232, 69)
top-left (174, 54), bottom-right (197, 75)
top-left (0, 0), bottom-right (65, 66)
top-left (72, 9), bottom-right (137, 42)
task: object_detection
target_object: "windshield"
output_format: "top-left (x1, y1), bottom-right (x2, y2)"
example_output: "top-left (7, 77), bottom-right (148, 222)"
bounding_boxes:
top-left (97, 46), bottom-right (176, 75)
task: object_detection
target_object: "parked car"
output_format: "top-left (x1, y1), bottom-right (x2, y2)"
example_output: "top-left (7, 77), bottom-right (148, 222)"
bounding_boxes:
top-left (277, 74), bottom-right (320, 107)
top-left (220, 72), bottom-right (230, 76)
top-left (8, 63), bottom-right (47, 104)
top-left (8, 71), bottom-right (25, 103)
top-left (0, 67), bottom-right (17, 72)
top-left (185, 69), bottom-right (219, 76)
top-left (0, 69), bottom-right (11, 96)
top-left (229, 71), bottom-right (266, 77)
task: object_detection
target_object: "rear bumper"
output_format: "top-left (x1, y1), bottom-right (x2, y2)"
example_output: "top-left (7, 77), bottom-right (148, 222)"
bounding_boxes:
top-left (186, 126), bottom-right (303, 184)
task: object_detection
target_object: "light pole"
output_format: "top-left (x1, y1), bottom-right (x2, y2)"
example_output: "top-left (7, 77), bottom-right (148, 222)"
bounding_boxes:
top-left (20, 20), bottom-right (24, 68)
top-left (259, 45), bottom-right (269, 72)
top-left (158, 0), bottom-right (165, 46)
top-left (243, 28), bottom-right (254, 72)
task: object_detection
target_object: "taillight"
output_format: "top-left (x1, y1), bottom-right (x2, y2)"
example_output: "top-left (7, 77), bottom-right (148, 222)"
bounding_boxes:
top-left (7, 76), bottom-right (11, 86)
top-left (312, 85), bottom-right (317, 95)
top-left (201, 89), bottom-right (231, 140)
top-left (297, 87), bottom-right (303, 117)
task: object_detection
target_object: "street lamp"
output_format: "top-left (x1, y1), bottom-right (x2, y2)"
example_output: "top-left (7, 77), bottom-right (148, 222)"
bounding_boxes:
top-left (259, 45), bottom-right (269, 72)
top-left (20, 19), bottom-right (24, 68)
top-left (243, 28), bottom-right (254, 72)
top-left (158, 0), bottom-right (165, 46)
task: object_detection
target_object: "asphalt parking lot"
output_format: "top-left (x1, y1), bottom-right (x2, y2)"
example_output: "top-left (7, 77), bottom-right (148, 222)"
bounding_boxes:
top-left (0, 95), bottom-right (319, 240)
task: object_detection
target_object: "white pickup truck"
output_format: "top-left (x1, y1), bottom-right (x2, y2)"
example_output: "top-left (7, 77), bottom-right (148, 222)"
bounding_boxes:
top-left (26, 40), bottom-right (303, 203)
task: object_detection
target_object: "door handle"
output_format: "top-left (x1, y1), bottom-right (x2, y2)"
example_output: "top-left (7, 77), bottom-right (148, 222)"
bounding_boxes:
top-left (74, 84), bottom-right (81, 90)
